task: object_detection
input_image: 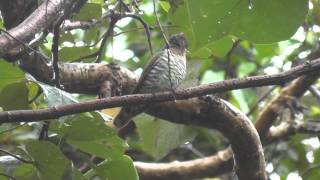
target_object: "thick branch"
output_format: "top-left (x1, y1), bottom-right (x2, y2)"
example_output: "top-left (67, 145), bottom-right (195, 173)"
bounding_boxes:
top-left (265, 120), bottom-right (320, 143)
top-left (255, 71), bottom-right (320, 138)
top-left (0, 0), bottom-right (86, 57)
top-left (135, 148), bottom-right (234, 180)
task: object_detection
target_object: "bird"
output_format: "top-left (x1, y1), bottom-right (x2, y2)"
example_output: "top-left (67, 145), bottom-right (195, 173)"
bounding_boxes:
top-left (113, 33), bottom-right (188, 137)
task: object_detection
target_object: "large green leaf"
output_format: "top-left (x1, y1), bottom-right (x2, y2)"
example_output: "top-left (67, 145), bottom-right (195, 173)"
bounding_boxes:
top-left (51, 113), bottom-right (127, 159)
top-left (135, 114), bottom-right (197, 160)
top-left (0, 60), bottom-right (25, 90)
top-left (169, 0), bottom-right (308, 51)
top-left (26, 141), bottom-right (70, 180)
top-left (192, 36), bottom-right (234, 58)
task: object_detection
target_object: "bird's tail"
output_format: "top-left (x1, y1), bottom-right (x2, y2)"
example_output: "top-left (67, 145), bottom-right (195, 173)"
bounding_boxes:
top-left (113, 105), bottom-right (148, 138)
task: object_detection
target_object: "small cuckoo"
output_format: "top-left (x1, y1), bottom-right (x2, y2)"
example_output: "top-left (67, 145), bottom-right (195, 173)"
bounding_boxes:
top-left (113, 33), bottom-right (188, 136)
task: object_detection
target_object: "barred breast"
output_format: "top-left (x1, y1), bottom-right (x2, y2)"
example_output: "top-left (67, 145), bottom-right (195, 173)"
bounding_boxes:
top-left (138, 49), bottom-right (186, 93)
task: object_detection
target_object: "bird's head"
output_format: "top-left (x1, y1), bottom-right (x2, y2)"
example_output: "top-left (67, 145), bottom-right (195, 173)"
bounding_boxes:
top-left (168, 33), bottom-right (188, 54)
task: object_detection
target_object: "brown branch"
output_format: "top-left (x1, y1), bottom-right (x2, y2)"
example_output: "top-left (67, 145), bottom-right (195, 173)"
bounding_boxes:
top-left (4, 58), bottom-right (320, 121)
top-left (265, 120), bottom-right (320, 143)
top-left (0, 0), bottom-right (87, 57)
top-left (136, 96), bottom-right (267, 180)
top-left (136, 71), bottom-right (320, 179)
top-left (136, 104), bottom-right (320, 180)
top-left (2, 58), bottom-right (320, 122)
top-left (255, 71), bottom-right (320, 139)
top-left (135, 148), bottom-right (234, 180)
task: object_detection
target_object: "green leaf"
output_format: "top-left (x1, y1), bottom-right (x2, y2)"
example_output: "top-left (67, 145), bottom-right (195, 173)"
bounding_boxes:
top-left (67, 136), bottom-right (126, 159)
top-left (59, 47), bottom-right (91, 62)
top-left (159, 1), bottom-right (171, 12)
top-left (74, 3), bottom-right (102, 21)
top-left (13, 164), bottom-right (36, 180)
top-left (51, 113), bottom-right (115, 140)
top-left (0, 60), bottom-right (24, 89)
top-left (231, 90), bottom-right (249, 113)
top-left (0, 82), bottom-right (29, 110)
top-left (237, 62), bottom-right (256, 77)
top-left (59, 32), bottom-right (75, 44)
top-left (95, 155), bottom-right (138, 180)
top-left (192, 36), bottom-right (234, 58)
top-left (169, 0), bottom-right (308, 51)
top-left (135, 114), bottom-right (197, 160)
top-left (26, 82), bottom-right (40, 103)
top-left (51, 113), bottom-right (127, 159)
top-left (31, 79), bottom-right (78, 107)
top-left (26, 141), bottom-right (70, 180)
top-left (83, 27), bottom-right (100, 45)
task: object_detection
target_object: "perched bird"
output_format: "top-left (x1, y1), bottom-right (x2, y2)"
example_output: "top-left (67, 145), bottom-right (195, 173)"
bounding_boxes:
top-left (113, 33), bottom-right (188, 136)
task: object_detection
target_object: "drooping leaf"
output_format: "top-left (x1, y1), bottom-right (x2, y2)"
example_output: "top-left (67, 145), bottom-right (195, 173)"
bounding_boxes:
top-left (26, 141), bottom-right (70, 180)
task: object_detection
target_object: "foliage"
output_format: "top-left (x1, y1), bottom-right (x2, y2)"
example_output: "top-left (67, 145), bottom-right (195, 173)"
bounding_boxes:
top-left (1, 0), bottom-right (320, 180)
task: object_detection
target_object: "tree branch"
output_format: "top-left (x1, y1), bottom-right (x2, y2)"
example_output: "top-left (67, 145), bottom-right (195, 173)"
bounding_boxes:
top-left (2, 58), bottom-right (320, 122)
top-left (0, 0), bottom-right (87, 57)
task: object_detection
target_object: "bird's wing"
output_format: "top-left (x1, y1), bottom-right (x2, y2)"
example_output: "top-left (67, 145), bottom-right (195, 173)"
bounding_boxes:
top-left (113, 51), bottom-right (165, 129)
top-left (132, 50), bottom-right (165, 93)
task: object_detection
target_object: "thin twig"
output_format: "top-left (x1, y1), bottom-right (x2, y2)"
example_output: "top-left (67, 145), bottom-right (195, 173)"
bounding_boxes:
top-left (95, 17), bottom-right (117, 63)
top-left (152, 0), bottom-right (169, 45)
top-left (114, 24), bottom-right (177, 37)
top-left (0, 149), bottom-right (34, 164)
top-left (71, 24), bottom-right (174, 62)
top-left (152, 0), bottom-right (175, 97)
top-left (123, 14), bottom-right (153, 55)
